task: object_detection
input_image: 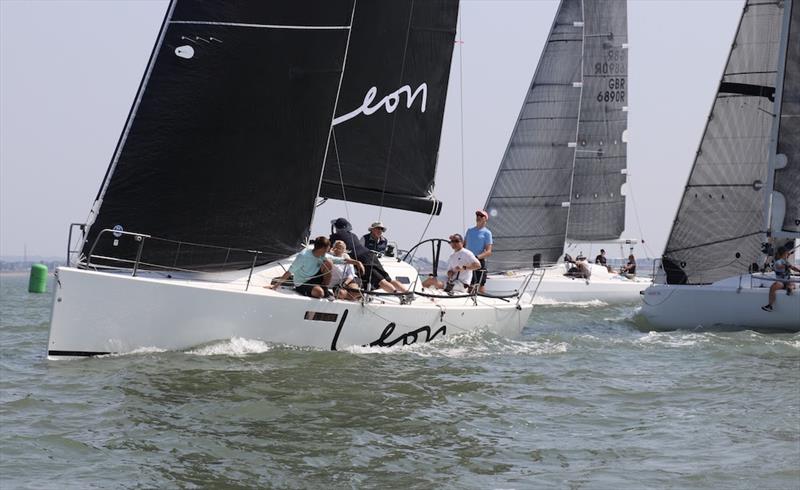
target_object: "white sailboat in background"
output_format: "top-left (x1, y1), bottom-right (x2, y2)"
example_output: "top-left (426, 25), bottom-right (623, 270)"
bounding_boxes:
top-left (479, 0), bottom-right (650, 303)
top-left (47, 0), bottom-right (534, 359)
top-left (638, 0), bottom-right (799, 332)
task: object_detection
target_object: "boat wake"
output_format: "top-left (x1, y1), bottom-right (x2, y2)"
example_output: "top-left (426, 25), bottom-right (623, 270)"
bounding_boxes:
top-left (343, 329), bottom-right (569, 358)
top-left (186, 337), bottom-right (275, 356)
top-left (535, 298), bottom-right (609, 308)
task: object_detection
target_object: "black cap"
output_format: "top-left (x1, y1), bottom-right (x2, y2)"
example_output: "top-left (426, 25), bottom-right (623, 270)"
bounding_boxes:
top-left (332, 217), bottom-right (351, 230)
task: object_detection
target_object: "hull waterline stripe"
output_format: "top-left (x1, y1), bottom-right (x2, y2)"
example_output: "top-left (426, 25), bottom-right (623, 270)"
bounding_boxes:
top-left (170, 21), bottom-right (350, 30)
top-left (48, 350), bottom-right (111, 357)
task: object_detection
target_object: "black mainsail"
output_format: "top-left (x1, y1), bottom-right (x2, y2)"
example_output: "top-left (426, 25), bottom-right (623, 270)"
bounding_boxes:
top-left (81, 1), bottom-right (354, 269)
top-left (318, 0), bottom-right (460, 215)
top-left (662, 0), bottom-right (798, 285)
top-left (484, 0), bottom-right (628, 271)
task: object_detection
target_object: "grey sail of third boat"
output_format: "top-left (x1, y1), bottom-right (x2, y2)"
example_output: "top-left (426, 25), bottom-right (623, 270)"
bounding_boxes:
top-left (662, 0), bottom-right (799, 285)
top-left (484, 0), bottom-right (628, 271)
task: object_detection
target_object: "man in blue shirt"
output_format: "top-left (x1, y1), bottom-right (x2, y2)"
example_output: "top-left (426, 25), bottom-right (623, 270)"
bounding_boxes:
top-left (267, 236), bottom-right (363, 298)
top-left (464, 209), bottom-right (493, 294)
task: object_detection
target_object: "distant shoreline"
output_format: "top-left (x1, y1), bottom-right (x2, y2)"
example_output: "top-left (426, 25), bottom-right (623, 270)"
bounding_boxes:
top-left (0, 271), bottom-right (53, 277)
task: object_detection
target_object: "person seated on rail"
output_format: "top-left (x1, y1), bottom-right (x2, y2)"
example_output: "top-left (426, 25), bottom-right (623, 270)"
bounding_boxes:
top-left (761, 247), bottom-right (800, 312)
top-left (619, 254), bottom-right (637, 279)
top-left (330, 240), bottom-right (363, 301)
top-left (422, 234), bottom-right (481, 293)
top-left (266, 236), bottom-right (363, 299)
top-left (565, 255), bottom-right (591, 279)
top-left (595, 249), bottom-right (614, 273)
top-left (330, 217), bottom-right (407, 293)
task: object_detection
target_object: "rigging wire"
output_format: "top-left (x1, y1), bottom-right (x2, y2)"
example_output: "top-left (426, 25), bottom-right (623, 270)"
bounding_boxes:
top-left (331, 129), bottom-right (351, 222)
top-left (376, 0), bottom-right (416, 222)
top-left (625, 174), bottom-right (654, 258)
top-left (457, 6), bottom-right (466, 232)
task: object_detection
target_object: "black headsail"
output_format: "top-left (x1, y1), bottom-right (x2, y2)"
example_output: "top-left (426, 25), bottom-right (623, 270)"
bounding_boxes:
top-left (318, 0), bottom-right (460, 215)
top-left (81, 1), bottom-right (354, 270)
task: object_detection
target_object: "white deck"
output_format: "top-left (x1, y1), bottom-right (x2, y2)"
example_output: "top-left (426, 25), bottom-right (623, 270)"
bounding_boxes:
top-left (483, 263), bottom-right (650, 304)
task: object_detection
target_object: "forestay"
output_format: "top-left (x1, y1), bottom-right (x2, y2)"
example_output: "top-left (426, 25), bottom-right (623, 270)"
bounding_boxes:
top-left (319, 0), bottom-right (460, 215)
top-left (663, 0), bottom-right (788, 284)
top-left (80, 1), bottom-right (354, 270)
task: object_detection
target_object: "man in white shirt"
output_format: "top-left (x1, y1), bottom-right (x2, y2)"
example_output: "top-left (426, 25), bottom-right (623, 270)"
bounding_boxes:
top-left (422, 234), bottom-right (481, 292)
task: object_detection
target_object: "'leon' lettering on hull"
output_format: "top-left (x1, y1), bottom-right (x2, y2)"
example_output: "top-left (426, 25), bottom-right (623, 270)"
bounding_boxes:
top-left (330, 309), bottom-right (446, 351)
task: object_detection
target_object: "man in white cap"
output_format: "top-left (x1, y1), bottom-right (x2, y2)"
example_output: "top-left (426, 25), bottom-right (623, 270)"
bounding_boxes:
top-left (362, 221), bottom-right (388, 254)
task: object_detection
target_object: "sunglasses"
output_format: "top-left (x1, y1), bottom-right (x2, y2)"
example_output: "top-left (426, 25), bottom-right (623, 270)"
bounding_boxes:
top-left (449, 239), bottom-right (462, 243)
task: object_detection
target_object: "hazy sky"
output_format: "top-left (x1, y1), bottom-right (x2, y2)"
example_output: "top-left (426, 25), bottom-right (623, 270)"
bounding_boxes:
top-left (0, 0), bottom-right (743, 260)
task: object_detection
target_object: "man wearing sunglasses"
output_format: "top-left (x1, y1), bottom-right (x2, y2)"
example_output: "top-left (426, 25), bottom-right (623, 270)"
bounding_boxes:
top-left (422, 233), bottom-right (481, 292)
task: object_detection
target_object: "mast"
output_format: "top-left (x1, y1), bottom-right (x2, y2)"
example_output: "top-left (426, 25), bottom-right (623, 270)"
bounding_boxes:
top-left (563, 0), bottom-right (586, 248)
top-left (767, 0), bottom-right (799, 241)
top-left (763, 0), bottom-right (793, 240)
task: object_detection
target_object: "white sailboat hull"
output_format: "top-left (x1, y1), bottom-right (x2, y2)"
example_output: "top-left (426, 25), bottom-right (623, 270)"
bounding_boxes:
top-left (637, 275), bottom-right (800, 332)
top-left (483, 263), bottom-right (650, 304)
top-left (48, 263), bottom-right (533, 358)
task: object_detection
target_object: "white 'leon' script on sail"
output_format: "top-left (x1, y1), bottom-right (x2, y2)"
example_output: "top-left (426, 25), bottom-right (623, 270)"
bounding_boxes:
top-left (332, 83), bottom-right (427, 126)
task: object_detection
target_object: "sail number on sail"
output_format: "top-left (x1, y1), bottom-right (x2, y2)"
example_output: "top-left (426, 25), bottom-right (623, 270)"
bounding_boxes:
top-left (597, 77), bottom-right (626, 102)
top-left (596, 48), bottom-right (626, 102)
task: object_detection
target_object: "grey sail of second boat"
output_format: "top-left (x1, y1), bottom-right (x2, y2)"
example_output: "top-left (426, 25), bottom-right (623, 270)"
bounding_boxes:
top-left (480, 0), bottom-right (647, 303)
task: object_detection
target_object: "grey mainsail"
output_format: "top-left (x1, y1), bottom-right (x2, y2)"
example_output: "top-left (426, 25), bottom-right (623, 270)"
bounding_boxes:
top-left (773, 0), bottom-right (799, 236)
top-left (484, 0), bottom-right (628, 272)
top-left (566, 0), bottom-right (628, 241)
top-left (662, 0), bottom-right (790, 285)
top-left (483, 0), bottom-right (583, 270)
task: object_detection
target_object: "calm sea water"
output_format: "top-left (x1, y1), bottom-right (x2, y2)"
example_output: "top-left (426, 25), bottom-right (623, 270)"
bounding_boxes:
top-left (1, 273), bottom-right (798, 489)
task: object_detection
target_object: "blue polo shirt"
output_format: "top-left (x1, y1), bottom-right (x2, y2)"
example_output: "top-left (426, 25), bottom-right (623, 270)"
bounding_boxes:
top-left (288, 248), bottom-right (344, 286)
top-left (465, 226), bottom-right (492, 258)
